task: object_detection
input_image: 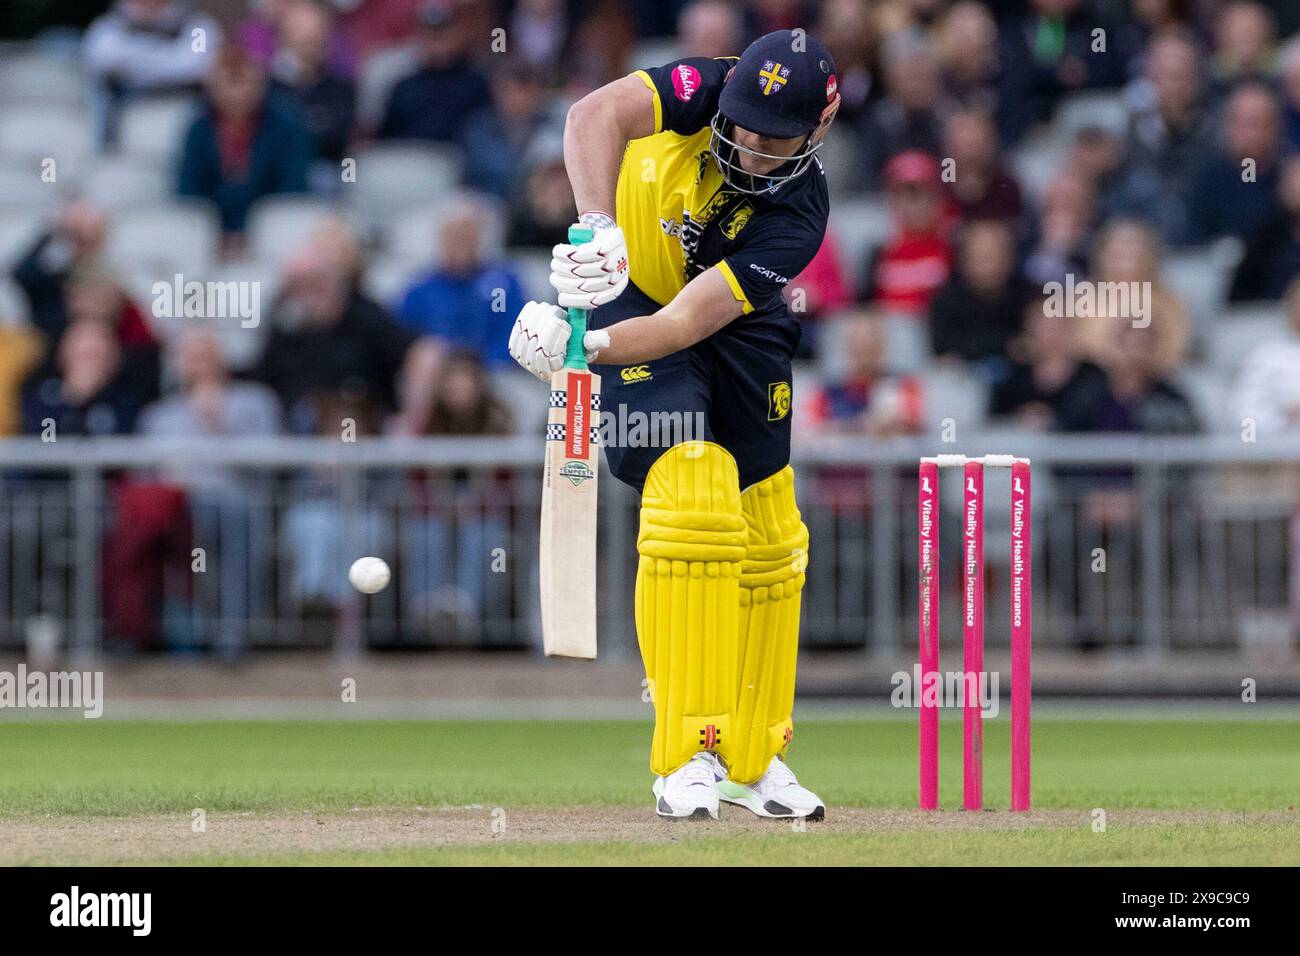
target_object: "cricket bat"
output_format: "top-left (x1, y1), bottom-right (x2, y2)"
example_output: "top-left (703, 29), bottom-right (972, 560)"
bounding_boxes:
top-left (539, 225), bottom-right (600, 659)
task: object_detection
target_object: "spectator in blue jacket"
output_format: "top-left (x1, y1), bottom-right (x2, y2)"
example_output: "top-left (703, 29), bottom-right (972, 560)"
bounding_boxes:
top-left (178, 45), bottom-right (313, 241)
top-left (396, 198), bottom-right (526, 369)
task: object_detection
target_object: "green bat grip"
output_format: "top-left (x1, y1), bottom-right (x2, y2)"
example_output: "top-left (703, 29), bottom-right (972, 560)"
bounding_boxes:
top-left (564, 225), bottom-right (595, 370)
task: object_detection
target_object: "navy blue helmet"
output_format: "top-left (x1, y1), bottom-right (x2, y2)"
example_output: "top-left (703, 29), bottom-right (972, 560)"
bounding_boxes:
top-left (710, 30), bottom-right (839, 194)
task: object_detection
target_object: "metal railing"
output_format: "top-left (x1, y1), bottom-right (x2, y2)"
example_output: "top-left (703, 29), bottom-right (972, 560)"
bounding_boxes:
top-left (0, 434), bottom-right (1296, 661)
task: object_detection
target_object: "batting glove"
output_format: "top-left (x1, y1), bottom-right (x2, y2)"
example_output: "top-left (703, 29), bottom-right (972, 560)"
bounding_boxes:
top-left (508, 300), bottom-right (611, 383)
top-left (549, 212), bottom-right (630, 311)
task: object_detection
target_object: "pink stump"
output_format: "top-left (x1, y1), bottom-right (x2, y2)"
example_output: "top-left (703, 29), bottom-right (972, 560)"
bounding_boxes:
top-left (1010, 460), bottom-right (1032, 811)
top-left (918, 461), bottom-right (940, 810)
top-left (962, 461), bottom-right (984, 811)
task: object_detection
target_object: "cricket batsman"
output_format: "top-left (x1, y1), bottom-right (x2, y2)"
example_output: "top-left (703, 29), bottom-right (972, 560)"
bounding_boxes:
top-left (510, 30), bottom-right (839, 820)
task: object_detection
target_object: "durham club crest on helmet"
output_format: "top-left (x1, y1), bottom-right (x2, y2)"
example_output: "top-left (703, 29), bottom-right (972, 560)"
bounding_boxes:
top-left (758, 60), bottom-right (791, 95)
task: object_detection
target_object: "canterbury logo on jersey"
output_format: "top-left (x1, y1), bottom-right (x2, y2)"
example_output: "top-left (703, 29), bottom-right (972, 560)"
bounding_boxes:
top-left (620, 365), bottom-right (651, 383)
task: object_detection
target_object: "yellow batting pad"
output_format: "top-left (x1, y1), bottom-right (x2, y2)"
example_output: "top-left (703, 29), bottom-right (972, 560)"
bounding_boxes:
top-left (731, 466), bottom-right (809, 784)
top-left (636, 441), bottom-right (748, 776)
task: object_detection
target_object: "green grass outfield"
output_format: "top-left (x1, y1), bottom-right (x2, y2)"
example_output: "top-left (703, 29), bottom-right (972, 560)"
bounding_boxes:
top-left (1, 717), bottom-right (1298, 864)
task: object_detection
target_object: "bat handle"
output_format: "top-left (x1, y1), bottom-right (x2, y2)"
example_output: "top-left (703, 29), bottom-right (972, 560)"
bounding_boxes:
top-left (564, 225), bottom-right (595, 371)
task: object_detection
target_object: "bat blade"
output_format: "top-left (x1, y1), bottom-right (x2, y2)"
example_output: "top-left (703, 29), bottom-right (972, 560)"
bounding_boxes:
top-left (539, 367), bottom-right (600, 659)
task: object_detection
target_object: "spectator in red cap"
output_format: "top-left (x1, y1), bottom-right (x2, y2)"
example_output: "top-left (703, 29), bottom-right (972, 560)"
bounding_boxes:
top-left (863, 151), bottom-right (953, 316)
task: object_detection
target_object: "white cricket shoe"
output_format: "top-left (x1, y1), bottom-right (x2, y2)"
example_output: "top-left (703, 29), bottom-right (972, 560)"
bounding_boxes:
top-left (652, 753), bottom-right (722, 820)
top-left (716, 756), bottom-right (826, 820)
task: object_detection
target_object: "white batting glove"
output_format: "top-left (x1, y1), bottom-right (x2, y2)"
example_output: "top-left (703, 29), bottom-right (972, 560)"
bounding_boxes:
top-left (508, 300), bottom-right (611, 383)
top-left (550, 212), bottom-right (629, 310)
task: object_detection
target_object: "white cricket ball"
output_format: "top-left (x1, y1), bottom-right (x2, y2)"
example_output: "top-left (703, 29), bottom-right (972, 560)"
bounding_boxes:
top-left (349, 557), bottom-right (391, 594)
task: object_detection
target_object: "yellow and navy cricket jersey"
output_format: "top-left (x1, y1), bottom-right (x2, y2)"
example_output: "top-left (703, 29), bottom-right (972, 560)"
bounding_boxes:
top-left (595, 56), bottom-right (830, 493)
top-left (614, 56), bottom-right (830, 325)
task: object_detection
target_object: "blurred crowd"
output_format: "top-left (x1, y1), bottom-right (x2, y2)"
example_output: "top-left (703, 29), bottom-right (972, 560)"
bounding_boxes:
top-left (3, 1), bottom-right (1300, 446)
top-left (2, 0), bottom-right (1300, 648)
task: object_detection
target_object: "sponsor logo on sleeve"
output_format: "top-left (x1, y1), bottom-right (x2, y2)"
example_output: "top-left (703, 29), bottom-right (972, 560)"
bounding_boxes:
top-left (672, 64), bottom-right (702, 101)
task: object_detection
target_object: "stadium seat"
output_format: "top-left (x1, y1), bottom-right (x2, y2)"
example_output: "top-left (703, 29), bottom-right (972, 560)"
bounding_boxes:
top-left (1009, 133), bottom-right (1068, 204)
top-left (829, 193), bottom-right (890, 291)
top-left (788, 362), bottom-right (824, 437)
top-left (880, 311), bottom-right (930, 374)
top-left (117, 94), bottom-right (201, 164)
top-left (0, 105), bottom-right (93, 177)
top-left (0, 53), bottom-right (85, 107)
top-left (245, 195), bottom-right (347, 271)
top-left (0, 275), bottom-right (31, 325)
top-left (1053, 89), bottom-right (1130, 138)
top-left (355, 42), bottom-right (419, 133)
top-left (1209, 305), bottom-right (1287, 374)
top-left (0, 159), bottom-right (60, 209)
top-left (813, 311), bottom-right (853, 381)
top-left (384, 193), bottom-right (505, 266)
top-left (364, 256), bottom-right (422, 308)
top-left (507, 248), bottom-right (553, 302)
top-left (920, 364), bottom-right (989, 433)
top-left (80, 153), bottom-right (169, 211)
top-left (349, 142), bottom-right (464, 236)
top-left (818, 125), bottom-right (862, 199)
top-left (0, 205), bottom-right (46, 268)
top-left (626, 38), bottom-right (681, 71)
top-left (105, 200), bottom-right (220, 280)
top-left (1162, 239), bottom-right (1242, 348)
top-left (1172, 364), bottom-right (1235, 433)
top-left (815, 308), bottom-right (932, 380)
top-left (490, 367), bottom-right (548, 433)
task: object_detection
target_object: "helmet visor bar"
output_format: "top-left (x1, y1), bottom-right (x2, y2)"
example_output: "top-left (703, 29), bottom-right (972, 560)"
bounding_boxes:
top-left (708, 113), bottom-right (822, 194)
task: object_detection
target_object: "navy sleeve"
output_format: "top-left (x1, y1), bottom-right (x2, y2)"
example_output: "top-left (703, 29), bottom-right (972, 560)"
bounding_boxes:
top-left (721, 206), bottom-right (827, 315)
top-left (637, 56), bottom-right (735, 136)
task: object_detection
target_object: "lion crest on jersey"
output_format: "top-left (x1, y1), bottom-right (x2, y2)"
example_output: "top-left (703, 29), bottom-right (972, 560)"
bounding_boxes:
top-left (721, 204), bottom-right (753, 240)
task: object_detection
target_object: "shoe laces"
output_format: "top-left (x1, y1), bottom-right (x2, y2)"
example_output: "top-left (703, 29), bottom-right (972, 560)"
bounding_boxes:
top-left (680, 754), bottom-right (718, 788)
top-left (763, 757), bottom-right (798, 791)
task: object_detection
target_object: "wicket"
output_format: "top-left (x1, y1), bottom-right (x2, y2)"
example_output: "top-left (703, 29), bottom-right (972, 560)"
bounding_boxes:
top-left (918, 454), bottom-right (1032, 812)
